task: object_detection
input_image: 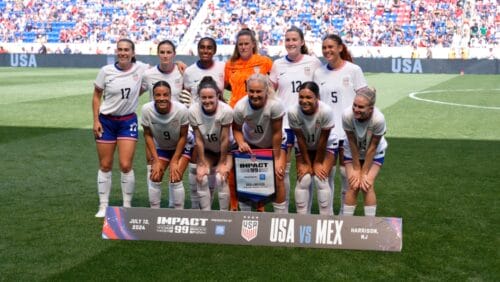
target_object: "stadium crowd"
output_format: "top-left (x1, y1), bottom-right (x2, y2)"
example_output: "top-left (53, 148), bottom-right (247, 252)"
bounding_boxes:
top-left (0, 0), bottom-right (497, 55)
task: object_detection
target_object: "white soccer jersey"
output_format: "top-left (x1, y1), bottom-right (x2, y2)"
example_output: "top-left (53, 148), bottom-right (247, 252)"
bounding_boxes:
top-left (140, 100), bottom-right (189, 150)
top-left (288, 100), bottom-right (336, 150)
top-left (142, 64), bottom-right (184, 102)
top-left (313, 61), bottom-right (367, 140)
top-left (183, 61), bottom-right (225, 103)
top-left (269, 55), bottom-right (321, 129)
top-left (189, 101), bottom-right (233, 153)
top-left (342, 107), bottom-right (388, 160)
top-left (94, 61), bottom-right (149, 116)
top-left (233, 96), bottom-right (285, 148)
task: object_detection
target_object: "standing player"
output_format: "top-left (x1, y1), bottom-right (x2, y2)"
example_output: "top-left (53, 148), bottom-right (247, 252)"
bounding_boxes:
top-left (224, 28), bottom-right (273, 211)
top-left (189, 76), bottom-right (232, 210)
top-left (92, 38), bottom-right (149, 218)
top-left (342, 87), bottom-right (387, 216)
top-left (142, 40), bottom-right (192, 208)
top-left (269, 26), bottom-right (322, 212)
top-left (232, 73), bottom-right (287, 213)
top-left (288, 81), bottom-right (336, 215)
top-left (313, 34), bottom-right (367, 214)
top-left (183, 37), bottom-right (225, 208)
top-left (141, 80), bottom-right (190, 209)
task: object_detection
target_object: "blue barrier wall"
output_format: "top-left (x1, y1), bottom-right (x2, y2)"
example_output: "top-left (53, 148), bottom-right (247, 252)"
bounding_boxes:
top-left (1, 54), bottom-right (498, 74)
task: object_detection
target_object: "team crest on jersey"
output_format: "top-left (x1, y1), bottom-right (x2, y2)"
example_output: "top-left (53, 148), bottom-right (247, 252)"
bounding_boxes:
top-left (241, 216), bottom-right (259, 242)
top-left (315, 121), bottom-right (321, 128)
top-left (171, 119), bottom-right (179, 128)
top-left (342, 76), bottom-right (351, 87)
top-left (304, 67), bottom-right (311, 76)
top-left (133, 73), bottom-right (139, 81)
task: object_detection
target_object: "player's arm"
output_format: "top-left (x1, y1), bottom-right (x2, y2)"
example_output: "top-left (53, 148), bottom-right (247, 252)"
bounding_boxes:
top-left (360, 134), bottom-right (382, 192)
top-left (170, 124), bottom-right (189, 182)
top-left (271, 117), bottom-right (285, 179)
top-left (293, 128), bottom-right (313, 180)
top-left (193, 126), bottom-right (209, 181)
top-left (143, 126), bottom-right (163, 182)
top-left (313, 128), bottom-right (332, 180)
top-left (345, 130), bottom-right (362, 189)
top-left (92, 86), bottom-right (103, 138)
top-left (216, 124), bottom-right (231, 176)
top-left (232, 121), bottom-right (251, 153)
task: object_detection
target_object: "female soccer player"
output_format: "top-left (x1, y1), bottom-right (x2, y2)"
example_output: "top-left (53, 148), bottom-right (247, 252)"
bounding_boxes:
top-left (189, 76), bottom-right (232, 210)
top-left (342, 87), bottom-right (388, 216)
top-left (313, 34), bottom-right (368, 214)
top-left (232, 73), bottom-right (287, 213)
top-left (141, 80), bottom-right (190, 209)
top-left (269, 26), bottom-right (322, 212)
top-left (224, 28), bottom-right (273, 211)
top-left (142, 40), bottom-right (192, 208)
top-left (183, 37), bottom-right (225, 208)
top-left (288, 81), bottom-right (336, 215)
top-left (92, 38), bottom-right (149, 217)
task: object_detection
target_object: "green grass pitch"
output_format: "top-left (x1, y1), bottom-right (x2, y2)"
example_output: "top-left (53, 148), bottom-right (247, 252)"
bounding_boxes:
top-left (0, 67), bottom-right (499, 281)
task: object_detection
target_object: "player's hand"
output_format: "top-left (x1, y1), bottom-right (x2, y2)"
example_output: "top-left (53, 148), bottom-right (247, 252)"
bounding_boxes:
top-left (179, 89), bottom-right (192, 107)
top-left (169, 162), bottom-right (181, 182)
top-left (275, 163), bottom-right (285, 180)
top-left (216, 163), bottom-right (229, 181)
top-left (175, 61), bottom-right (187, 74)
top-left (238, 142), bottom-right (252, 154)
top-left (93, 120), bottom-right (103, 138)
top-left (150, 162), bottom-right (164, 182)
top-left (348, 169), bottom-right (362, 191)
top-left (297, 165), bottom-right (313, 181)
top-left (313, 162), bottom-right (328, 181)
top-left (360, 174), bottom-right (374, 192)
top-left (196, 162), bottom-right (209, 183)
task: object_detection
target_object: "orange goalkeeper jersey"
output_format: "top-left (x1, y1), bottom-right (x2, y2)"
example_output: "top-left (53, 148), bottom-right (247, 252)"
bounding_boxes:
top-left (224, 54), bottom-right (273, 108)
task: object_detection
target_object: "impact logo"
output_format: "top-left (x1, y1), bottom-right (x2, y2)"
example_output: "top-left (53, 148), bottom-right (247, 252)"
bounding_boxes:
top-left (156, 216), bottom-right (208, 234)
top-left (241, 216), bottom-right (259, 242)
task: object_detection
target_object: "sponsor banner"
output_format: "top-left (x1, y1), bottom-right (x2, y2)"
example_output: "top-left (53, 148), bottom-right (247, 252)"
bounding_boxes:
top-left (102, 207), bottom-right (402, 252)
top-left (233, 149), bottom-right (275, 202)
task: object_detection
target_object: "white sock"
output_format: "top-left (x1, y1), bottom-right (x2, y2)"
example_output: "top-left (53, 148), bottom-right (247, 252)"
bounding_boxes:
top-left (198, 175), bottom-right (211, 210)
top-left (272, 201), bottom-right (288, 214)
top-left (329, 167), bottom-right (336, 215)
top-left (339, 166), bottom-right (348, 215)
top-left (216, 173), bottom-right (229, 211)
top-left (170, 181), bottom-right (185, 209)
top-left (188, 163), bottom-right (199, 209)
top-left (121, 170), bottom-right (135, 207)
top-left (343, 204), bottom-right (356, 216)
top-left (294, 174), bottom-right (311, 214)
top-left (148, 181), bottom-right (162, 208)
top-left (314, 176), bottom-right (333, 215)
top-left (364, 205), bottom-right (377, 217)
top-left (284, 162), bottom-right (291, 212)
top-left (146, 164), bottom-right (152, 192)
top-left (97, 170), bottom-right (112, 207)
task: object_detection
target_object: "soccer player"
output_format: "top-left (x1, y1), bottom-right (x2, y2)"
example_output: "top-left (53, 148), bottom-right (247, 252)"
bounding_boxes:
top-left (141, 80), bottom-right (190, 209)
top-left (189, 76), bottom-right (233, 210)
top-left (183, 37), bottom-right (225, 208)
top-left (232, 73), bottom-right (287, 213)
top-left (313, 34), bottom-right (368, 214)
top-left (142, 40), bottom-right (192, 208)
top-left (92, 38), bottom-right (149, 218)
top-left (224, 28), bottom-right (273, 211)
top-left (288, 81), bottom-right (337, 215)
top-left (269, 26), bottom-right (322, 212)
top-left (342, 87), bottom-right (388, 217)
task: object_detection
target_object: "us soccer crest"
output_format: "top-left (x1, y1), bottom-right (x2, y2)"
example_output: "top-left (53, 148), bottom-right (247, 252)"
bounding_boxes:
top-left (241, 216), bottom-right (259, 242)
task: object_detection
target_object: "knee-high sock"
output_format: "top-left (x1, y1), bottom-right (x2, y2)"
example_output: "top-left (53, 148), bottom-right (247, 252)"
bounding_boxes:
top-left (121, 170), bottom-right (134, 207)
top-left (97, 170), bottom-right (112, 207)
top-left (148, 181), bottom-right (162, 208)
top-left (216, 173), bottom-right (229, 211)
top-left (198, 175), bottom-right (211, 211)
top-left (343, 204), bottom-right (356, 216)
top-left (364, 205), bottom-right (377, 217)
top-left (169, 181), bottom-right (185, 209)
top-left (294, 174), bottom-right (312, 214)
top-left (314, 176), bottom-right (333, 215)
top-left (272, 201), bottom-right (288, 214)
top-left (188, 163), bottom-right (199, 209)
top-left (208, 171), bottom-right (216, 205)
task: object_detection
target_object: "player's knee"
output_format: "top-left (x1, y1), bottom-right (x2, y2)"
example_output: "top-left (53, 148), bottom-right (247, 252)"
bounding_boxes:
top-left (298, 173), bottom-right (312, 189)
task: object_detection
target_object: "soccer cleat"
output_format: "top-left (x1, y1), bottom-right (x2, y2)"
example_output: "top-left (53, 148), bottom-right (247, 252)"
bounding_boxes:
top-left (95, 206), bottom-right (107, 218)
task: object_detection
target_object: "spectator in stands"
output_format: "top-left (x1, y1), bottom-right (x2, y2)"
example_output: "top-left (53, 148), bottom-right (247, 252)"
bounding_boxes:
top-left (92, 38), bottom-right (149, 218)
top-left (38, 44), bottom-right (47, 54)
top-left (224, 28), bottom-right (273, 211)
top-left (0, 46), bottom-right (8, 54)
top-left (63, 45), bottom-right (72, 54)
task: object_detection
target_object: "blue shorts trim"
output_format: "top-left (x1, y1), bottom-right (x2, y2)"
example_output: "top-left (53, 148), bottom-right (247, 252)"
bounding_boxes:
top-left (344, 156), bottom-right (385, 166)
top-left (157, 148), bottom-right (192, 161)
